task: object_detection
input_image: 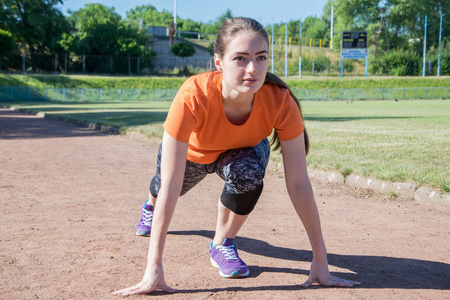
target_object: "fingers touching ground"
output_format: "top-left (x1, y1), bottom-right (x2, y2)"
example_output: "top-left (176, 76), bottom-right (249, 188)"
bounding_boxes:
top-left (112, 283), bottom-right (177, 296)
top-left (300, 275), bottom-right (360, 288)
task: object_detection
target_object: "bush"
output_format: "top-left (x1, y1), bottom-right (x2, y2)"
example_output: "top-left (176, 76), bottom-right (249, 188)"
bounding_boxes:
top-left (171, 42), bottom-right (196, 58)
top-left (439, 51), bottom-right (450, 75)
top-left (382, 49), bottom-right (420, 76)
top-left (300, 55), bottom-right (330, 74)
top-left (207, 42), bottom-right (214, 56)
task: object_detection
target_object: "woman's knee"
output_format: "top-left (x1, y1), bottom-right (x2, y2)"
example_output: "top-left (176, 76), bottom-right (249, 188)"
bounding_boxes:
top-left (220, 184), bottom-right (263, 215)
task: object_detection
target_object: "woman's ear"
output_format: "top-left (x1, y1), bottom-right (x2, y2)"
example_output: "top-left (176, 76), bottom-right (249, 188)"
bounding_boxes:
top-left (214, 53), bottom-right (223, 72)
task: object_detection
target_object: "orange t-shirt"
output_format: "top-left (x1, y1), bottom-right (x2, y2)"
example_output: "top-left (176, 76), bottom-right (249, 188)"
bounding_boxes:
top-left (163, 71), bottom-right (304, 164)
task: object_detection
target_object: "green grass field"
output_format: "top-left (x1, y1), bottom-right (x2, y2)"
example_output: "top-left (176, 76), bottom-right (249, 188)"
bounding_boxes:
top-left (2, 73), bottom-right (450, 90)
top-left (3, 99), bottom-right (449, 193)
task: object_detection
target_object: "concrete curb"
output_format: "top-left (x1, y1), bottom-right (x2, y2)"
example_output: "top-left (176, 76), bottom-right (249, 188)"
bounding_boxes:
top-left (271, 162), bottom-right (449, 207)
top-left (336, 173), bottom-right (448, 207)
top-left (3, 105), bottom-right (449, 208)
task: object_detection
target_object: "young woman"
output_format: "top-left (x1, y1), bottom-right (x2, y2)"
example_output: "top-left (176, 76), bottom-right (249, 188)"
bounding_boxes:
top-left (114, 17), bottom-right (359, 296)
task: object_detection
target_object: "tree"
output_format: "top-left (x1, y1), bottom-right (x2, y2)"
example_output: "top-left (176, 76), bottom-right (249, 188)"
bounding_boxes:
top-left (179, 18), bottom-right (202, 38)
top-left (60, 4), bottom-right (153, 57)
top-left (171, 42), bottom-right (196, 58)
top-left (171, 42), bottom-right (196, 74)
top-left (332, 0), bottom-right (450, 55)
top-left (302, 16), bottom-right (328, 40)
top-left (0, 29), bottom-right (16, 54)
top-left (0, 0), bottom-right (68, 54)
top-left (125, 5), bottom-right (173, 28)
top-left (61, 4), bottom-right (122, 55)
top-left (0, 28), bottom-right (16, 69)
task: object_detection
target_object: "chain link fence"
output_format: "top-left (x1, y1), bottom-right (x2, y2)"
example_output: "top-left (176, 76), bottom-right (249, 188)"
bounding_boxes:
top-left (1, 86), bottom-right (448, 102)
top-left (0, 52), bottom-right (157, 75)
top-left (1, 50), bottom-right (447, 76)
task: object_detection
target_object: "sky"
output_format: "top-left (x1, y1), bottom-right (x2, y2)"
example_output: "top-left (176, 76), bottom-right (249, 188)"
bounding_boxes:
top-left (58, 0), bottom-right (330, 25)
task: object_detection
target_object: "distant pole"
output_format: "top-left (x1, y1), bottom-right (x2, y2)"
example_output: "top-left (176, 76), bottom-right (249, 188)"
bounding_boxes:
top-left (174, 0), bottom-right (177, 32)
top-left (299, 20), bottom-right (302, 77)
top-left (285, 21), bottom-right (288, 77)
top-left (330, 2), bottom-right (334, 49)
top-left (423, 15), bottom-right (427, 77)
top-left (438, 10), bottom-right (444, 77)
top-left (271, 20), bottom-right (274, 73)
top-left (365, 57), bottom-right (368, 77)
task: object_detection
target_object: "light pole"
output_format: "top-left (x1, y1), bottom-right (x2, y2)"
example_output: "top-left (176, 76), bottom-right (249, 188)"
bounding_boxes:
top-left (438, 9), bottom-right (444, 77)
top-left (330, 1), bottom-right (334, 49)
top-left (285, 21), bottom-right (288, 77)
top-left (423, 15), bottom-right (427, 77)
top-left (174, 0), bottom-right (177, 33)
top-left (299, 20), bottom-right (302, 77)
top-left (271, 20), bottom-right (274, 73)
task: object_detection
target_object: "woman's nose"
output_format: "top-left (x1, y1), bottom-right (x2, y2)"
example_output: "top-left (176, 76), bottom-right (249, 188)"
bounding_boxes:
top-left (246, 60), bottom-right (256, 73)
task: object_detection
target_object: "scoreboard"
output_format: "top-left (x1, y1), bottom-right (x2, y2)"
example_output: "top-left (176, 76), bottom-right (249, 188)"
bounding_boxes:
top-left (341, 31), bottom-right (368, 59)
top-left (341, 31), bottom-right (368, 49)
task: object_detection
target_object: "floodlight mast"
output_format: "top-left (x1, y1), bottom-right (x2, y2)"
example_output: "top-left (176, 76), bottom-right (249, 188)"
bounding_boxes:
top-left (330, 2), bottom-right (334, 49)
top-left (174, 0), bottom-right (177, 32)
top-left (423, 15), bottom-right (427, 77)
top-left (438, 9), bottom-right (444, 77)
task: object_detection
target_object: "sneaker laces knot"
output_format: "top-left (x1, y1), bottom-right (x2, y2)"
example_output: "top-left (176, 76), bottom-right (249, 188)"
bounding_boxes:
top-left (216, 244), bottom-right (239, 261)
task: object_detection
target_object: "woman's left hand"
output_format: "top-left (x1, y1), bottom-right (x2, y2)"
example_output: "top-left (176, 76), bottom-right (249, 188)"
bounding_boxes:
top-left (300, 258), bottom-right (360, 288)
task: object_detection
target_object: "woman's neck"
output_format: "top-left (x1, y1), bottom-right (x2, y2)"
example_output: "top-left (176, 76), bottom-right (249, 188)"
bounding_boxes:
top-left (222, 92), bottom-right (254, 126)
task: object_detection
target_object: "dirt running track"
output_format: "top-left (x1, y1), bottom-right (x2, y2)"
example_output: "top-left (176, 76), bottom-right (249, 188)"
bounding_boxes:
top-left (0, 107), bottom-right (449, 300)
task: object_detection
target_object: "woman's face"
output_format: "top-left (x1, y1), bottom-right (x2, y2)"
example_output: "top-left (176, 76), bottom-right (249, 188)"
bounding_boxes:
top-left (215, 30), bottom-right (269, 99)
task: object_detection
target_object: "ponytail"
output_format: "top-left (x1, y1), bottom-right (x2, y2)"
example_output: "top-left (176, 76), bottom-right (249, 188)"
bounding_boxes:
top-left (264, 72), bottom-right (309, 155)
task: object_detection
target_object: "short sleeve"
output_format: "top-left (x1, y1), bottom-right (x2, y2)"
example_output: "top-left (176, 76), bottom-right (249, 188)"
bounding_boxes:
top-left (163, 88), bottom-right (196, 143)
top-left (274, 91), bottom-right (304, 141)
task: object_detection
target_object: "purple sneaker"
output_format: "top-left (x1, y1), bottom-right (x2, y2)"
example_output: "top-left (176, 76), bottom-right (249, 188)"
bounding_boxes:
top-left (135, 199), bottom-right (154, 237)
top-left (209, 238), bottom-right (249, 278)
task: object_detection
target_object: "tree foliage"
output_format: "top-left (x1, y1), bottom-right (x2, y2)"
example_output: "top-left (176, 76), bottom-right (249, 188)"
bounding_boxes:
top-left (0, 0), bottom-right (68, 54)
top-left (125, 5), bottom-right (173, 28)
top-left (0, 29), bottom-right (16, 54)
top-left (171, 42), bottom-right (196, 58)
top-left (332, 0), bottom-right (450, 54)
top-left (60, 4), bottom-right (154, 58)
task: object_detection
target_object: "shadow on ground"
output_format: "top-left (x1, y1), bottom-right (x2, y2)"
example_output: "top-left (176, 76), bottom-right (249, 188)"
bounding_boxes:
top-left (0, 109), bottom-right (105, 139)
top-left (169, 230), bottom-right (450, 291)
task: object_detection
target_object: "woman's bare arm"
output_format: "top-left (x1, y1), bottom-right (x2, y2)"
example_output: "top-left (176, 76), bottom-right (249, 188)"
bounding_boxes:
top-left (113, 131), bottom-right (188, 295)
top-left (280, 133), bottom-right (359, 287)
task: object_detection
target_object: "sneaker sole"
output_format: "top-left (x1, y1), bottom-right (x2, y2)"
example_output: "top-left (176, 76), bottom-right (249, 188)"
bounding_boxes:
top-left (135, 231), bottom-right (150, 237)
top-left (210, 258), bottom-right (249, 278)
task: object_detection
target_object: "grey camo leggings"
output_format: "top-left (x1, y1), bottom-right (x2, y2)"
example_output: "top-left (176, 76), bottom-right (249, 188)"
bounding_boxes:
top-left (150, 138), bottom-right (270, 215)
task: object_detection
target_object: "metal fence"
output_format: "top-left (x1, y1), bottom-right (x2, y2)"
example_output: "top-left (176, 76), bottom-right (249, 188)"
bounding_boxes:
top-left (0, 87), bottom-right (178, 102)
top-left (293, 87), bottom-right (450, 101)
top-left (0, 52), bottom-right (155, 75)
top-left (1, 50), bottom-right (447, 76)
top-left (1, 86), bottom-right (448, 102)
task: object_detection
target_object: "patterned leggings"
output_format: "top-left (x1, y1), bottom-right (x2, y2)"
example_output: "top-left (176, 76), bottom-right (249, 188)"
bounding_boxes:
top-left (149, 138), bottom-right (270, 215)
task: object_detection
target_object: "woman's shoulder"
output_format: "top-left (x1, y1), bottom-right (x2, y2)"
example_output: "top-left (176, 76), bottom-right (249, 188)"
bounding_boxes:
top-left (181, 71), bottom-right (222, 94)
top-left (175, 71), bottom-right (222, 106)
top-left (258, 82), bottom-right (290, 102)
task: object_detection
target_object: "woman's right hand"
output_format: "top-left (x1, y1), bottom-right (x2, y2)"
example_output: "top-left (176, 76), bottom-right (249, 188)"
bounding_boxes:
top-left (112, 263), bottom-right (177, 296)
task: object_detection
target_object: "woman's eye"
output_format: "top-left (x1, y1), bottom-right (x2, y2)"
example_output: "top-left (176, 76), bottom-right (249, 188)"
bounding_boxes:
top-left (257, 56), bottom-right (267, 61)
top-left (234, 56), bottom-right (245, 61)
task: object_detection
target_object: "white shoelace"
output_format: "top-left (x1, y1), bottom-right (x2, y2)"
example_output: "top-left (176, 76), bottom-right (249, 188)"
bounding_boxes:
top-left (216, 244), bottom-right (238, 261)
top-left (142, 209), bottom-right (153, 226)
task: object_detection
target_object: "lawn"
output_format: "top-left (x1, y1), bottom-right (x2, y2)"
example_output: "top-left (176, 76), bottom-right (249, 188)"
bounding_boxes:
top-left (2, 99), bottom-right (449, 193)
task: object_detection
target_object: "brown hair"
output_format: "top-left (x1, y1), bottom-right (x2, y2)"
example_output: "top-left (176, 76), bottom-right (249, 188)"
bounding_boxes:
top-left (215, 17), bottom-right (309, 155)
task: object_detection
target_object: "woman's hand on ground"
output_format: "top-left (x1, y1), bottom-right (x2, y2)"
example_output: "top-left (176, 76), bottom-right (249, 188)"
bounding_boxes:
top-left (112, 264), bottom-right (177, 296)
top-left (300, 258), bottom-right (360, 288)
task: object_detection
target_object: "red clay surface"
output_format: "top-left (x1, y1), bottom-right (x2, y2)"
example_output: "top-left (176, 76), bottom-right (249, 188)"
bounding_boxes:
top-left (1, 108), bottom-right (449, 299)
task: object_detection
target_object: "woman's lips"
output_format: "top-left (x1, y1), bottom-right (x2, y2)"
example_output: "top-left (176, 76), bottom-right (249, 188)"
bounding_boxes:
top-left (243, 78), bottom-right (258, 84)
